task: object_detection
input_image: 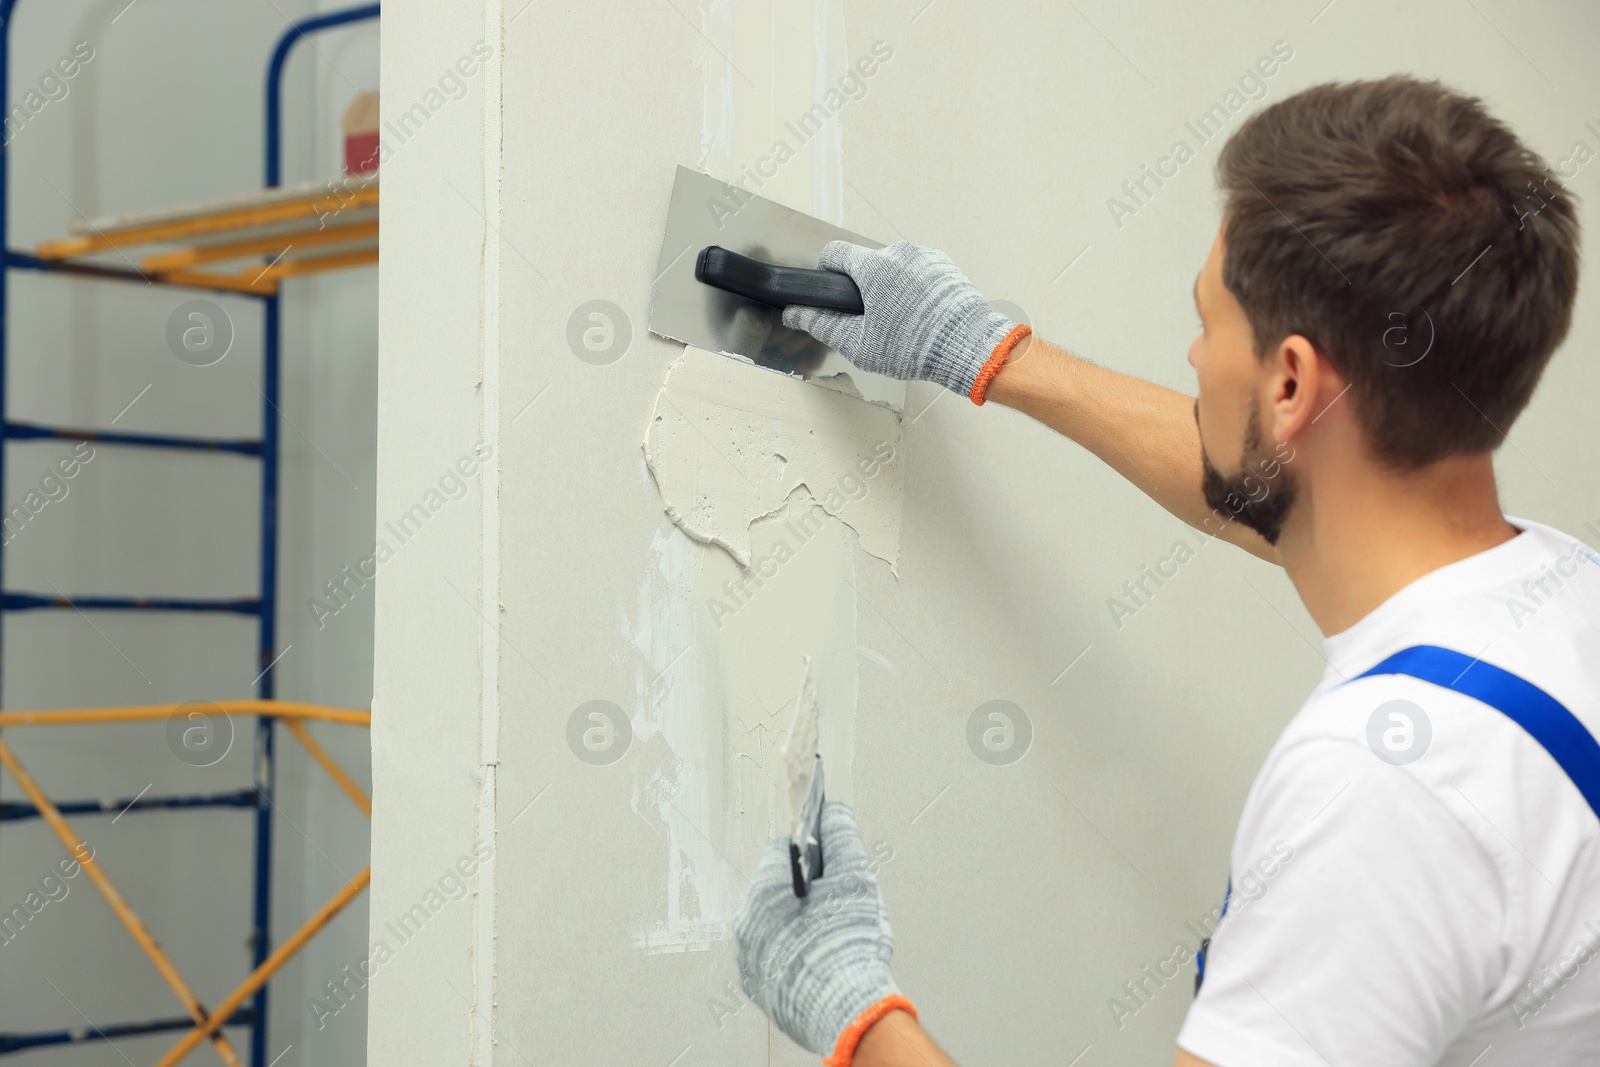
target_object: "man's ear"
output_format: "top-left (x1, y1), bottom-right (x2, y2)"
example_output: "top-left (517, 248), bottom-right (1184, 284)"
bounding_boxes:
top-left (1267, 334), bottom-right (1337, 445)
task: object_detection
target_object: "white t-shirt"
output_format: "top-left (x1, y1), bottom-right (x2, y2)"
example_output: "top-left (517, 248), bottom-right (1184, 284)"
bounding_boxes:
top-left (1177, 517), bottom-right (1600, 1067)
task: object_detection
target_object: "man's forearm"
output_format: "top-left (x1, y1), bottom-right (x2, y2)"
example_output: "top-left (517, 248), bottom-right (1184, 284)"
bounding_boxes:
top-left (854, 1011), bottom-right (960, 1067)
top-left (985, 335), bottom-right (1279, 564)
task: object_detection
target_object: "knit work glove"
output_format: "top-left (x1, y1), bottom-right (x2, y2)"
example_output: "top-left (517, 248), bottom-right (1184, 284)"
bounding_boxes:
top-left (735, 801), bottom-right (917, 1066)
top-left (781, 240), bottom-right (1031, 404)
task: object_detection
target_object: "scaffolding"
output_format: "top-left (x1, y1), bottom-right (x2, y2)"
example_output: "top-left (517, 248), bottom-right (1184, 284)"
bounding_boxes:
top-left (0, 4), bottom-right (381, 1064)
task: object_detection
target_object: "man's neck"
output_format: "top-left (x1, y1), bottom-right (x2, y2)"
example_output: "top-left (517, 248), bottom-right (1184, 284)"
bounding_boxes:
top-left (1277, 452), bottom-right (1519, 637)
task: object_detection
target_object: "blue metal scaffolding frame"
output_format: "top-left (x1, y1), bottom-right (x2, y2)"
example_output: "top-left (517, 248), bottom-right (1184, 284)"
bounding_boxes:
top-left (0, 4), bottom-right (379, 1063)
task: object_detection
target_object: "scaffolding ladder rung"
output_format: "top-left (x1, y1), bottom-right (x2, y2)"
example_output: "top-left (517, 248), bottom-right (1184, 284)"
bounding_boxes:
top-left (6, 249), bottom-right (155, 285)
top-left (0, 788), bottom-right (258, 822)
top-left (0, 1009), bottom-right (254, 1055)
top-left (5, 250), bottom-right (276, 298)
top-left (7, 421), bottom-right (263, 457)
top-left (2, 593), bottom-right (262, 615)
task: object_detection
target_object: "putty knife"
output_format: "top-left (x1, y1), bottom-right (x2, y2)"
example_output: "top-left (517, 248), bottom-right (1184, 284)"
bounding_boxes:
top-left (783, 658), bottom-right (826, 898)
top-left (648, 166), bottom-right (905, 411)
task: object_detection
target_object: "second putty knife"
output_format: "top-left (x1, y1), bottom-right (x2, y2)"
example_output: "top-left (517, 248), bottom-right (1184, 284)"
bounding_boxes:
top-left (783, 658), bottom-right (826, 898)
top-left (648, 166), bottom-right (905, 411)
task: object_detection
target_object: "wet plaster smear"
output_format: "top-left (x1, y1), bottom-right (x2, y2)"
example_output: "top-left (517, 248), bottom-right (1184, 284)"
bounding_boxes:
top-left (630, 343), bottom-right (903, 953)
top-left (644, 345), bottom-right (904, 571)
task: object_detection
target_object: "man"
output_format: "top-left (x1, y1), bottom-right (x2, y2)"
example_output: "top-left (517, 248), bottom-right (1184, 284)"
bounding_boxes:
top-left (733, 76), bottom-right (1600, 1067)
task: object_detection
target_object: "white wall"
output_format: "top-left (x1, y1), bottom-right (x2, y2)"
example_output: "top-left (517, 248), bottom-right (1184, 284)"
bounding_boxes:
top-left (373, 1), bottom-right (1600, 1064)
top-left (0, 2), bottom-right (376, 1065)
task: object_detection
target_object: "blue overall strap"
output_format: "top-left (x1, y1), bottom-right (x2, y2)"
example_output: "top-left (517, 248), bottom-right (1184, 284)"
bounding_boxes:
top-left (1194, 877), bottom-right (1231, 995)
top-left (1351, 644), bottom-right (1600, 823)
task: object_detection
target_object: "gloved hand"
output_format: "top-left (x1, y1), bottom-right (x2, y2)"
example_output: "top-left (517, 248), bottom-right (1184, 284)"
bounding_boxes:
top-left (735, 801), bottom-right (917, 1066)
top-left (782, 241), bottom-right (1030, 404)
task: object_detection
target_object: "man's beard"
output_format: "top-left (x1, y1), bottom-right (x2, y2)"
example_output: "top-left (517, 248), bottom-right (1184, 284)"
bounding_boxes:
top-left (1198, 401), bottom-right (1297, 546)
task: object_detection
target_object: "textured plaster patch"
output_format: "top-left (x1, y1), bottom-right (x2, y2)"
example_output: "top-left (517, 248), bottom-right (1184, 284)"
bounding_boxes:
top-left (643, 345), bottom-right (904, 570)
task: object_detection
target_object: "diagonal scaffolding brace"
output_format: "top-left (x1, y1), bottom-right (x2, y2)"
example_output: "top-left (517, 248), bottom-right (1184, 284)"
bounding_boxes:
top-left (0, 700), bottom-right (371, 1066)
top-left (0, 736), bottom-right (247, 1067)
top-left (154, 865), bottom-right (371, 1067)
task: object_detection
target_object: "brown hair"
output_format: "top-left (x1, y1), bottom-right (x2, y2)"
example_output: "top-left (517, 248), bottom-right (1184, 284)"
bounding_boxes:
top-left (1216, 76), bottom-right (1581, 468)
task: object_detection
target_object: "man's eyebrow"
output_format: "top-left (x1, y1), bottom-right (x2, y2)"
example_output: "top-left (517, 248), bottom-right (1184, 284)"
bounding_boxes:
top-left (1192, 275), bottom-right (1202, 315)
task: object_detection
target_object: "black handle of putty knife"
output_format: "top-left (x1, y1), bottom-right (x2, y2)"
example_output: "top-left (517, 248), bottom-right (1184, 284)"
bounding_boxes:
top-left (695, 246), bottom-right (864, 314)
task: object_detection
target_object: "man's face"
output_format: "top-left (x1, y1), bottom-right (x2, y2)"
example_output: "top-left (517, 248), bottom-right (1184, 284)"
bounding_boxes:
top-left (1187, 227), bottom-right (1298, 545)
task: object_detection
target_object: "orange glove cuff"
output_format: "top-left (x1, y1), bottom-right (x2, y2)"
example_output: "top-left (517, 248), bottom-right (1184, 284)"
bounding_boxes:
top-left (968, 323), bottom-right (1032, 405)
top-left (823, 994), bottom-right (919, 1067)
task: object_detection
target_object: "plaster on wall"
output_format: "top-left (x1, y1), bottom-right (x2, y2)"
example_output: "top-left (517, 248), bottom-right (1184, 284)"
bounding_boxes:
top-left (626, 0), bottom-right (883, 969)
top-left (643, 345), bottom-right (904, 570)
top-left (632, 339), bottom-right (894, 954)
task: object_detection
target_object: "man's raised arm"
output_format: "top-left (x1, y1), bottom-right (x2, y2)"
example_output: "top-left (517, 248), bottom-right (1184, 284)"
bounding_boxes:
top-left (781, 240), bottom-right (1279, 564)
top-left (987, 333), bottom-right (1278, 562)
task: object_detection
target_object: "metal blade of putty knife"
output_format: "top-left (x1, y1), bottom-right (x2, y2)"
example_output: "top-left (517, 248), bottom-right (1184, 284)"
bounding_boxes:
top-left (648, 165), bottom-right (905, 411)
top-left (783, 657), bottom-right (826, 898)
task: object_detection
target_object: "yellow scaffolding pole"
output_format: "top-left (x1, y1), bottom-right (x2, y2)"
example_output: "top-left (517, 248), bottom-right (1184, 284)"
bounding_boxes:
top-left (258, 245), bottom-right (379, 281)
top-left (35, 183), bottom-right (377, 297)
top-left (140, 218), bottom-right (379, 272)
top-left (0, 700), bottom-right (369, 728)
top-left (283, 718), bottom-right (371, 817)
top-left (37, 186), bottom-right (380, 260)
top-left (147, 269), bottom-right (278, 297)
